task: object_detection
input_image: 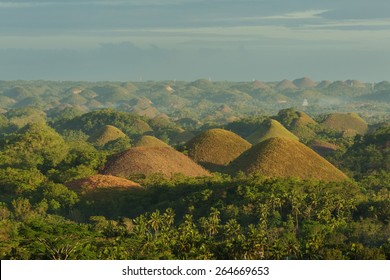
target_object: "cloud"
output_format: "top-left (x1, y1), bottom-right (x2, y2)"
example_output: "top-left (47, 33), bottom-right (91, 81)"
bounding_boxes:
top-left (261, 9), bottom-right (329, 20)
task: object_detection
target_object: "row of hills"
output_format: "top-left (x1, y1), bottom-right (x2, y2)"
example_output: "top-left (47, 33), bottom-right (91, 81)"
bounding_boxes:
top-left (0, 79), bottom-right (389, 260)
top-left (0, 78), bottom-right (388, 194)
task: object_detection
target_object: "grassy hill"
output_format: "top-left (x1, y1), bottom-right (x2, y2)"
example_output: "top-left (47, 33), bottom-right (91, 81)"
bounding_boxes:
top-left (320, 112), bottom-right (368, 135)
top-left (186, 128), bottom-right (251, 170)
top-left (229, 137), bottom-right (348, 181)
top-left (87, 125), bottom-right (127, 146)
top-left (277, 109), bottom-right (318, 141)
top-left (103, 147), bottom-right (211, 179)
top-left (134, 135), bottom-right (171, 148)
top-left (246, 119), bottom-right (299, 144)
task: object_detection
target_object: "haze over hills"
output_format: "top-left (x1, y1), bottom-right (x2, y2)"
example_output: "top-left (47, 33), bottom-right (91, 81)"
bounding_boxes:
top-left (1, 0), bottom-right (390, 262)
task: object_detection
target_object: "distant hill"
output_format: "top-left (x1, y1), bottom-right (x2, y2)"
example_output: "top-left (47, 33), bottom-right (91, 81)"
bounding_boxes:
top-left (188, 79), bottom-right (214, 90)
top-left (134, 135), bottom-right (170, 148)
top-left (316, 80), bottom-right (332, 89)
top-left (276, 79), bottom-right (297, 91)
top-left (357, 91), bottom-right (390, 103)
top-left (56, 109), bottom-right (153, 136)
top-left (229, 137), bottom-right (348, 181)
top-left (103, 147), bottom-right (211, 178)
top-left (66, 174), bottom-right (142, 193)
top-left (87, 125), bottom-right (127, 146)
top-left (252, 80), bottom-right (270, 90)
top-left (293, 77), bottom-right (317, 88)
top-left (93, 85), bottom-right (133, 103)
top-left (3, 86), bottom-right (34, 101)
top-left (186, 128), bottom-right (251, 170)
top-left (320, 112), bottom-right (368, 135)
top-left (246, 119), bottom-right (299, 144)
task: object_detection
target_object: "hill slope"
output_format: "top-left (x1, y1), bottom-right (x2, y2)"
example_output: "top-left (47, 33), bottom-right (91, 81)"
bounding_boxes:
top-left (246, 119), bottom-right (299, 144)
top-left (103, 147), bottom-right (211, 178)
top-left (186, 128), bottom-right (251, 170)
top-left (67, 174), bottom-right (142, 193)
top-left (229, 137), bottom-right (347, 181)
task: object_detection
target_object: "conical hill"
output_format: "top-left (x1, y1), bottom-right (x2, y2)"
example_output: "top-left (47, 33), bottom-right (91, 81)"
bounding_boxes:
top-left (320, 113), bottom-right (368, 135)
top-left (186, 128), bottom-right (251, 170)
top-left (276, 79), bottom-right (297, 90)
top-left (88, 125), bottom-right (127, 146)
top-left (134, 135), bottom-right (171, 148)
top-left (229, 137), bottom-right (347, 181)
top-left (246, 119), bottom-right (299, 144)
top-left (293, 77), bottom-right (317, 88)
top-left (103, 147), bottom-right (211, 178)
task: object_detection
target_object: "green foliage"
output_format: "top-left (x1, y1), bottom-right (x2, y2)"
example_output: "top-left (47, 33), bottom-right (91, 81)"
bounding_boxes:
top-left (0, 122), bottom-right (69, 170)
top-left (341, 127), bottom-right (390, 176)
top-left (0, 167), bottom-right (46, 195)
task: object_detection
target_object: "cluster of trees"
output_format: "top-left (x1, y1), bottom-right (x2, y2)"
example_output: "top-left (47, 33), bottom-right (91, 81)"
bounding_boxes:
top-left (1, 173), bottom-right (389, 260)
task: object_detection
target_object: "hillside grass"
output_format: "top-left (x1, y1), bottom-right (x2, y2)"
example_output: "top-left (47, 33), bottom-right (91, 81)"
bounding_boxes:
top-left (186, 128), bottom-right (252, 170)
top-left (229, 137), bottom-right (348, 181)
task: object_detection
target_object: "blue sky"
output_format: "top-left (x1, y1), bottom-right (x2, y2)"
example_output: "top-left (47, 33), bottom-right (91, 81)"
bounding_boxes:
top-left (0, 0), bottom-right (389, 81)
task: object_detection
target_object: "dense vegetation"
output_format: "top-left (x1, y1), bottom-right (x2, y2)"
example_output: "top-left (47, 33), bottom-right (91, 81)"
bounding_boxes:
top-left (0, 79), bottom-right (389, 260)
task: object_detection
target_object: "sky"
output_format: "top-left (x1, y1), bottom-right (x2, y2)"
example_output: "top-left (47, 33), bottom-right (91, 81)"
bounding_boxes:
top-left (0, 0), bottom-right (390, 81)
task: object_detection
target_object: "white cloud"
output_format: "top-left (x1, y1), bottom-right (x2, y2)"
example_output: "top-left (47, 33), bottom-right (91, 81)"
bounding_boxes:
top-left (261, 10), bottom-right (329, 20)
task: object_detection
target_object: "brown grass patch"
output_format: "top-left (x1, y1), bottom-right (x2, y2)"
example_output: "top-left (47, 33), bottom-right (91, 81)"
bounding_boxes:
top-left (321, 113), bottom-right (368, 135)
top-left (66, 174), bottom-right (142, 193)
top-left (103, 147), bottom-right (211, 178)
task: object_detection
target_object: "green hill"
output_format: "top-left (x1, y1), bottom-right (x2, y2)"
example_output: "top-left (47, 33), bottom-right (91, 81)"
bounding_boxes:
top-left (229, 137), bottom-right (347, 181)
top-left (186, 128), bottom-right (251, 170)
top-left (88, 125), bottom-right (127, 146)
top-left (56, 109), bottom-right (153, 136)
top-left (277, 109), bottom-right (318, 141)
top-left (246, 119), bottom-right (299, 144)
